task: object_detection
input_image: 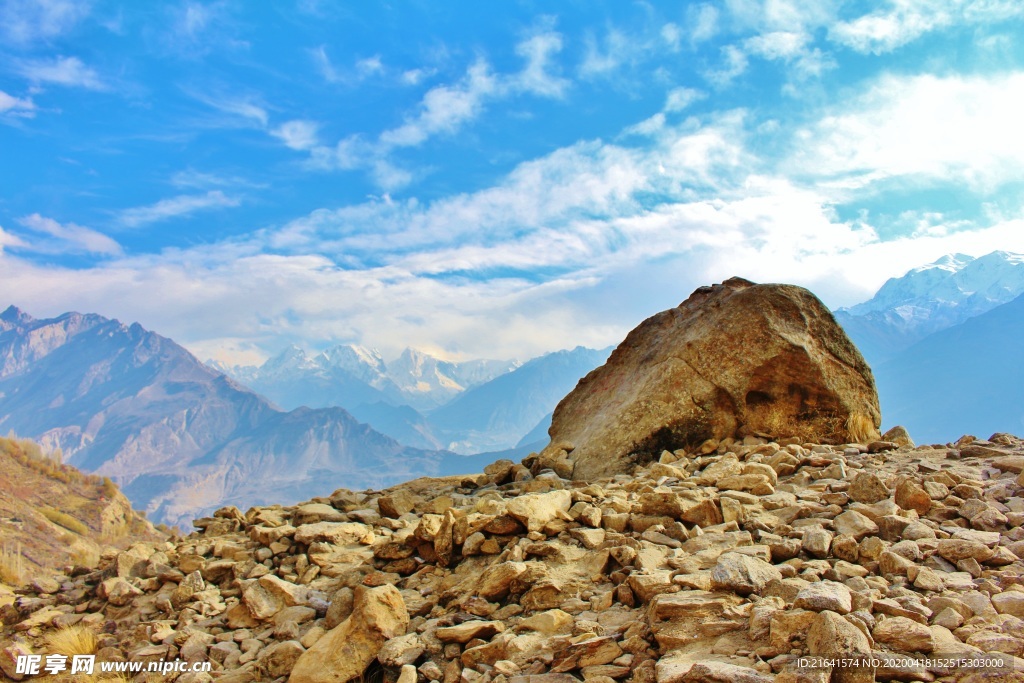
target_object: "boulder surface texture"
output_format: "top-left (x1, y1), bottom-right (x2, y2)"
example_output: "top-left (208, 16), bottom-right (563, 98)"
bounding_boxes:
top-left (540, 277), bottom-right (880, 479)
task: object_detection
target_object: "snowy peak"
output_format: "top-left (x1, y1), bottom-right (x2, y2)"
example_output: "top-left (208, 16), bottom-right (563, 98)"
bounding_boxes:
top-left (849, 250), bottom-right (1024, 316)
top-left (320, 344), bottom-right (388, 385)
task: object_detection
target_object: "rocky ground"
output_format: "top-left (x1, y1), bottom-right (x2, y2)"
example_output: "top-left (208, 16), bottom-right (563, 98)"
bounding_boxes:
top-left (4, 430), bottom-right (1024, 683)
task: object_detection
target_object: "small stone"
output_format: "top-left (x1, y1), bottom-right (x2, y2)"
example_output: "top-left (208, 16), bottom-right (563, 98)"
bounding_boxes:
top-left (793, 581), bottom-right (852, 614)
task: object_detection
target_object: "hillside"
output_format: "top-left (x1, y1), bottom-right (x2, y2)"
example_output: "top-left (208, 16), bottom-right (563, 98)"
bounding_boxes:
top-left (0, 434), bottom-right (161, 590)
top-left (3, 432), bottom-right (1023, 682)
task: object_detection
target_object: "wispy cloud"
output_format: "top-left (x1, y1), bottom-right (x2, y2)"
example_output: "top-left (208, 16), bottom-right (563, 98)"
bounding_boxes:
top-left (0, 89), bottom-right (35, 117)
top-left (0, 0), bottom-right (91, 45)
top-left (170, 169), bottom-right (267, 190)
top-left (513, 27), bottom-right (570, 97)
top-left (303, 29), bottom-right (573, 188)
top-left (119, 190), bottom-right (240, 227)
top-left (17, 213), bottom-right (121, 255)
top-left (828, 0), bottom-right (1022, 55)
top-left (379, 60), bottom-right (498, 148)
top-left (18, 56), bottom-right (105, 90)
top-left (187, 88), bottom-right (268, 127)
top-left (272, 120), bottom-right (320, 151)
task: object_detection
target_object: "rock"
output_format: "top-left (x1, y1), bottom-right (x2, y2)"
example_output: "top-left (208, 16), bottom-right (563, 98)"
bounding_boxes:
top-left (397, 665), bottom-right (417, 683)
top-left (378, 634), bottom-right (424, 667)
top-left (872, 616), bottom-right (934, 653)
top-left (894, 479), bottom-right (931, 515)
top-left (378, 490), bottom-right (419, 518)
top-left (848, 472), bottom-right (890, 504)
top-left (881, 425), bottom-right (914, 448)
top-left (710, 553), bottom-right (782, 595)
top-left (506, 491), bottom-right (572, 533)
top-left (805, 609), bottom-right (872, 658)
top-left (801, 528), bottom-right (833, 559)
top-left (437, 621), bottom-right (505, 644)
top-left (264, 640), bottom-right (305, 678)
top-left (992, 591), bottom-right (1024, 618)
top-left (793, 581), bottom-right (852, 614)
top-left (289, 585), bottom-right (408, 683)
top-left (833, 511), bottom-right (878, 540)
top-left (678, 661), bottom-right (773, 683)
top-left (936, 538), bottom-right (994, 563)
top-left (0, 642), bottom-right (33, 681)
top-left (536, 278), bottom-right (881, 479)
top-left (293, 522), bottom-right (374, 546)
top-left (99, 577), bottom-right (142, 606)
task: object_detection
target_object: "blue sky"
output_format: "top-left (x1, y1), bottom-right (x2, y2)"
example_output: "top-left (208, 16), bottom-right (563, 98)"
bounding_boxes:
top-left (2, 1), bottom-right (1023, 364)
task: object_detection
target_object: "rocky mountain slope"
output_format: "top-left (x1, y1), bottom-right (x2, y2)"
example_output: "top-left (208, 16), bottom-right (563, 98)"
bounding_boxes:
top-left (0, 307), bottom-right (470, 529)
top-left (836, 250), bottom-right (1024, 364)
top-left (0, 434), bottom-right (161, 591)
top-left (4, 431), bottom-right (1024, 683)
top-left (873, 291), bottom-right (1024, 444)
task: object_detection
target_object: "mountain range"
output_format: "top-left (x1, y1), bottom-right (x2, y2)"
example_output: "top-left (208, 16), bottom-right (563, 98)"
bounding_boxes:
top-left (212, 344), bottom-right (610, 454)
top-left (0, 306), bottom-right (481, 528)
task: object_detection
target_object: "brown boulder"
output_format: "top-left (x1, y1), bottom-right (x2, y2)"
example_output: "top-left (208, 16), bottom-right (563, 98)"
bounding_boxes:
top-left (288, 584), bottom-right (408, 683)
top-left (536, 278), bottom-right (880, 479)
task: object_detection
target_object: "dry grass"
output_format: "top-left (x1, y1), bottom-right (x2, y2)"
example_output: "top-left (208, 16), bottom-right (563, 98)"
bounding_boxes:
top-left (42, 626), bottom-right (130, 683)
top-left (845, 413), bottom-right (877, 444)
top-left (44, 626), bottom-right (98, 658)
top-left (0, 543), bottom-right (25, 586)
top-left (40, 507), bottom-right (90, 535)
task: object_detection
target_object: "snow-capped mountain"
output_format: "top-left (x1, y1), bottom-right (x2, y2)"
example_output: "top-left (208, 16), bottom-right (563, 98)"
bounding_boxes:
top-left (216, 345), bottom-right (519, 413)
top-left (835, 250), bottom-right (1024, 363)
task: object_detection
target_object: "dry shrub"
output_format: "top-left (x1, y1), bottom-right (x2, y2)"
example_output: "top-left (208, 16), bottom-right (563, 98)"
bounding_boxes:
top-left (0, 543), bottom-right (24, 586)
top-left (845, 413), bottom-right (877, 444)
top-left (40, 507), bottom-right (89, 535)
top-left (44, 626), bottom-right (98, 658)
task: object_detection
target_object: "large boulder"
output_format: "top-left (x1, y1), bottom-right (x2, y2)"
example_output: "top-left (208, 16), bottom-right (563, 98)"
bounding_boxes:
top-left (536, 278), bottom-right (880, 480)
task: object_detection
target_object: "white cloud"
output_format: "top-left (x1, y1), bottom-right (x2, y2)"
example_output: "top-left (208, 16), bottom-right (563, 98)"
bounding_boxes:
top-left (686, 3), bottom-right (720, 45)
top-left (0, 0), bottom-right (91, 44)
top-left (829, 0), bottom-right (1024, 55)
top-left (579, 28), bottom-right (633, 79)
top-left (17, 213), bottom-right (122, 255)
top-left (187, 89), bottom-right (269, 127)
top-left (379, 60), bottom-right (498, 148)
top-left (272, 120), bottom-right (320, 151)
top-left (120, 191), bottom-right (240, 227)
top-left (665, 87), bottom-right (705, 112)
top-left (513, 29), bottom-right (570, 98)
top-left (706, 45), bottom-right (749, 86)
top-left (18, 56), bottom-right (105, 90)
top-left (0, 89), bottom-right (35, 116)
top-left (356, 56), bottom-right (384, 76)
top-left (791, 71), bottom-right (1024, 192)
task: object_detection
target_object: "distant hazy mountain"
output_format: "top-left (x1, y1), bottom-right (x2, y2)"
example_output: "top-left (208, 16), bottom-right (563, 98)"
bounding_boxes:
top-left (428, 346), bottom-right (613, 453)
top-left (873, 291), bottom-right (1024, 443)
top-left (0, 306), bottom-right (468, 528)
top-left (836, 251), bottom-right (1024, 364)
top-left (215, 345), bottom-right (518, 412)
top-left (212, 344), bottom-right (518, 447)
